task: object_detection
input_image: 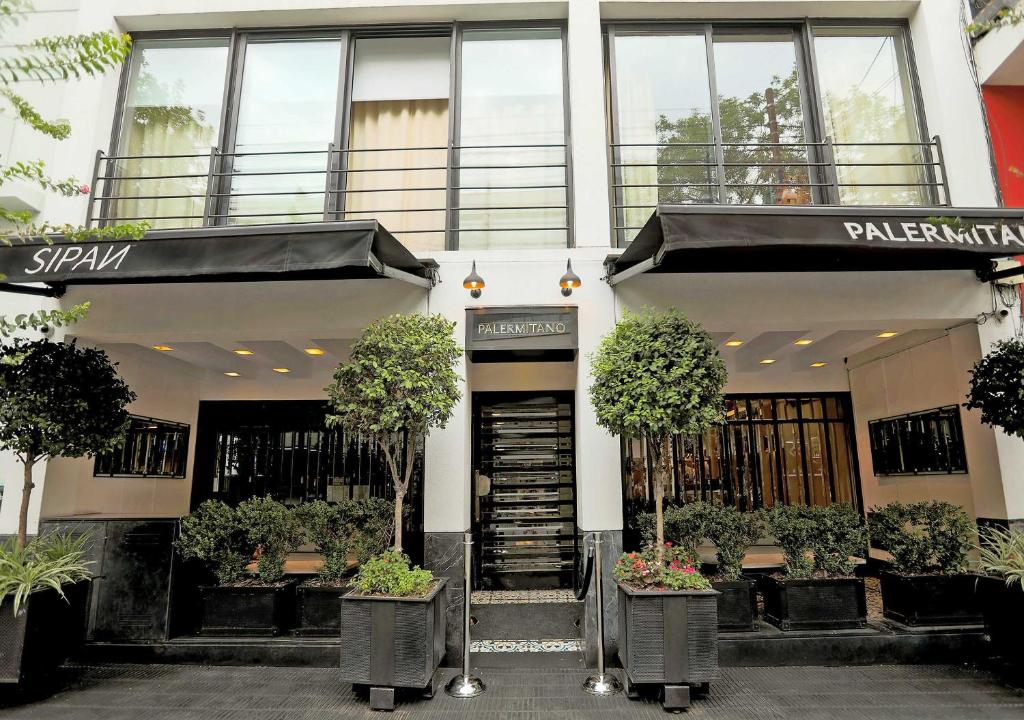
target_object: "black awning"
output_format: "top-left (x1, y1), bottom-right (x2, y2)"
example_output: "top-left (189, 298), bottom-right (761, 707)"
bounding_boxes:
top-left (605, 205), bottom-right (1024, 284)
top-left (0, 221), bottom-right (437, 292)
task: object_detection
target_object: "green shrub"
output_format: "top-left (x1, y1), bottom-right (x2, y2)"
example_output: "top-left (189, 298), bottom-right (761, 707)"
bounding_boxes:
top-left (346, 497), bottom-right (396, 564)
top-left (235, 496), bottom-right (302, 583)
top-left (176, 500), bottom-right (247, 585)
top-left (295, 498), bottom-right (396, 582)
top-left (765, 504), bottom-right (867, 578)
top-left (638, 503), bottom-right (716, 562)
top-left (978, 526), bottom-right (1024, 589)
top-left (708, 505), bottom-right (765, 581)
top-left (0, 531), bottom-right (93, 614)
top-left (613, 543), bottom-right (712, 591)
top-left (352, 549), bottom-right (435, 597)
top-left (868, 501), bottom-right (973, 575)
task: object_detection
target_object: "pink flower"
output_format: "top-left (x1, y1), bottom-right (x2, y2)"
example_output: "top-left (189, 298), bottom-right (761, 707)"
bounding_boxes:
top-left (78, 184), bottom-right (90, 194)
top-left (683, 566), bottom-right (696, 574)
top-left (664, 541), bottom-right (673, 547)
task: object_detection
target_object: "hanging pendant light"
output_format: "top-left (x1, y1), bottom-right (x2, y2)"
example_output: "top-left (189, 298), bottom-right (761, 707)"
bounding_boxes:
top-left (559, 259), bottom-right (582, 297)
top-left (463, 260), bottom-right (485, 299)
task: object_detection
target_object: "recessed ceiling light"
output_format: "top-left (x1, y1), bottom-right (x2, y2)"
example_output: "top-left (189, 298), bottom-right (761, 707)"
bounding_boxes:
top-left (759, 358), bottom-right (776, 365)
top-left (224, 371), bottom-right (241, 377)
top-left (810, 361), bottom-right (828, 368)
top-left (152, 345), bottom-right (174, 352)
top-left (303, 348), bottom-right (326, 356)
top-left (724, 340), bottom-right (744, 347)
top-left (233, 349), bottom-right (254, 356)
top-left (794, 338), bottom-right (814, 346)
top-left (273, 367), bottom-right (291, 374)
top-left (877, 331), bottom-right (899, 338)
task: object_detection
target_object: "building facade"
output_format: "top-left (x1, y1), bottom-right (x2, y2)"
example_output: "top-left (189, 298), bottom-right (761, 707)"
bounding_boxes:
top-left (1, 0), bottom-right (1022, 661)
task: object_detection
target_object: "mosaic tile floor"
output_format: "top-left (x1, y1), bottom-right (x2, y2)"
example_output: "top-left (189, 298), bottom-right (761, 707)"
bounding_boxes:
top-left (471, 589), bottom-right (578, 605)
top-left (470, 639), bottom-right (582, 653)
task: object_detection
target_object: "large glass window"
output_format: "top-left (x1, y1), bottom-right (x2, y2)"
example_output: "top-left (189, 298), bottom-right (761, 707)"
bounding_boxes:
top-left (622, 394), bottom-right (858, 519)
top-left (812, 27), bottom-right (926, 206)
top-left (113, 38), bottom-right (229, 229)
top-left (94, 415), bottom-right (190, 478)
top-left (457, 29), bottom-right (568, 250)
top-left (226, 38), bottom-right (342, 225)
top-left (868, 406), bottom-right (967, 475)
top-left (344, 36), bottom-right (450, 252)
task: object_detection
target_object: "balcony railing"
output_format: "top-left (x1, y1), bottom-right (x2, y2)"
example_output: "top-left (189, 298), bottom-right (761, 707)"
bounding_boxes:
top-left (85, 143), bottom-right (571, 250)
top-left (610, 136), bottom-right (950, 242)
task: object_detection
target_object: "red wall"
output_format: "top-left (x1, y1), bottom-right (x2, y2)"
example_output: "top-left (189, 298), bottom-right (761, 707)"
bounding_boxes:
top-left (983, 85), bottom-right (1024, 207)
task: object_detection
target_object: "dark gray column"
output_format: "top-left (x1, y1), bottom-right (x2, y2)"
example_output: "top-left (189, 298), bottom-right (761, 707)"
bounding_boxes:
top-left (423, 530), bottom-right (467, 666)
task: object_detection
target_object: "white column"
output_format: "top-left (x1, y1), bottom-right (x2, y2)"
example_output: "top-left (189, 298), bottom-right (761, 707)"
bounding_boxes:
top-left (567, 0), bottom-right (613, 248)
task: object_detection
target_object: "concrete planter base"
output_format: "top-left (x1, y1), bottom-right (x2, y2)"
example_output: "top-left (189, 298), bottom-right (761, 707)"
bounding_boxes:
top-left (199, 581), bottom-right (296, 637)
top-left (760, 575), bottom-right (866, 631)
top-left (879, 572), bottom-right (982, 627)
top-left (714, 578), bottom-right (758, 631)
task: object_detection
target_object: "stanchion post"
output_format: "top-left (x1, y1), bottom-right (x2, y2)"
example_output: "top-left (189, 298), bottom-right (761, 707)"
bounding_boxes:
top-left (445, 531), bottom-right (485, 698)
top-left (583, 533), bottom-right (622, 695)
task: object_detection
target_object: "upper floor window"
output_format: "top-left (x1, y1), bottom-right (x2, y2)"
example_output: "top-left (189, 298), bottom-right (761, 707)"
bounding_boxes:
top-left (98, 25), bottom-right (570, 250)
top-left (868, 406), bottom-right (967, 476)
top-left (607, 22), bottom-right (938, 244)
top-left (94, 415), bottom-right (190, 478)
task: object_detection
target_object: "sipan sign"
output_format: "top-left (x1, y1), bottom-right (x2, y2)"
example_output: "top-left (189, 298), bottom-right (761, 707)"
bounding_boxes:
top-left (22, 243), bottom-right (133, 276)
top-left (466, 306), bottom-right (578, 362)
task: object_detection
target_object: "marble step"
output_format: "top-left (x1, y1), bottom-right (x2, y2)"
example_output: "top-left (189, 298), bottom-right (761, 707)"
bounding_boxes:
top-left (470, 596), bottom-right (582, 641)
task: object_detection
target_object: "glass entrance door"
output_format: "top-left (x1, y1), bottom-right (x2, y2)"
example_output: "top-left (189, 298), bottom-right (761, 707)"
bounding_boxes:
top-left (472, 392), bottom-right (577, 590)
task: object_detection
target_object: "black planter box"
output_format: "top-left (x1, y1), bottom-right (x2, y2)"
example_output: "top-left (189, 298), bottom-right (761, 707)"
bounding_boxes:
top-left (713, 578), bottom-right (758, 631)
top-left (879, 571), bottom-right (983, 626)
top-left (617, 581), bottom-right (719, 710)
top-left (199, 580), bottom-right (296, 636)
top-left (976, 574), bottom-right (1024, 666)
top-left (339, 577), bottom-right (447, 710)
top-left (0, 581), bottom-right (90, 685)
top-left (759, 575), bottom-right (866, 630)
top-left (295, 583), bottom-right (347, 636)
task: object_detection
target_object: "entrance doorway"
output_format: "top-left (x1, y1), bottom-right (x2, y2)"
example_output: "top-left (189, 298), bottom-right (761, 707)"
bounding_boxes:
top-left (472, 392), bottom-right (578, 590)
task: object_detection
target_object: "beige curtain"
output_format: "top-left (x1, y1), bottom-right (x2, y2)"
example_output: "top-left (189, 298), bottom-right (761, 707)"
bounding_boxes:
top-left (345, 99), bottom-right (448, 253)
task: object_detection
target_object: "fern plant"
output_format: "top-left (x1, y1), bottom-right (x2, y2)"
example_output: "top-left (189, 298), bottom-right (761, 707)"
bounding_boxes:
top-left (0, 531), bottom-right (92, 615)
top-left (978, 526), bottom-right (1024, 589)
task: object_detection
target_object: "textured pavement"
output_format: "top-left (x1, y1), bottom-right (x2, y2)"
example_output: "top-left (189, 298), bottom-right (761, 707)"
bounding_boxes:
top-left (0, 663), bottom-right (1021, 719)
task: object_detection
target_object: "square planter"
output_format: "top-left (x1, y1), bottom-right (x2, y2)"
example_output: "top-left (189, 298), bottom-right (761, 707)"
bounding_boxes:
top-left (975, 574), bottom-right (1024, 666)
top-left (713, 578), bottom-right (758, 631)
top-left (339, 577), bottom-right (447, 710)
top-left (617, 581), bottom-right (719, 711)
top-left (759, 575), bottom-right (866, 630)
top-left (0, 580), bottom-right (90, 686)
top-left (199, 580), bottom-right (296, 636)
top-left (295, 582), bottom-right (348, 636)
top-left (879, 571), bottom-right (983, 626)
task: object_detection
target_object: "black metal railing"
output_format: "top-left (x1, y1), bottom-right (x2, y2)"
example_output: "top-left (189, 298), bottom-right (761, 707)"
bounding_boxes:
top-left (85, 142), bottom-right (571, 249)
top-left (609, 136), bottom-right (950, 241)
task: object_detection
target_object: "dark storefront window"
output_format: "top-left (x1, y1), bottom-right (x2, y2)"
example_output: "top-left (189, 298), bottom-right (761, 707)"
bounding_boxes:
top-left (868, 406), bottom-right (967, 476)
top-left (622, 394), bottom-right (859, 521)
top-left (94, 415), bottom-right (189, 478)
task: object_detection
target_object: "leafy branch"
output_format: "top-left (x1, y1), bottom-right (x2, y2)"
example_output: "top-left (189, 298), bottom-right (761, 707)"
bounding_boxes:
top-left (967, 6), bottom-right (1024, 37)
top-left (0, 87), bottom-right (70, 138)
top-left (0, 30), bottom-right (131, 84)
top-left (0, 301), bottom-right (90, 339)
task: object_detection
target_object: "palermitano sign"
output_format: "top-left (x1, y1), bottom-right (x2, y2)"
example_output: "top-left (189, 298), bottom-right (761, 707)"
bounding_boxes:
top-left (466, 306), bottom-right (578, 362)
top-left (840, 219), bottom-right (1024, 249)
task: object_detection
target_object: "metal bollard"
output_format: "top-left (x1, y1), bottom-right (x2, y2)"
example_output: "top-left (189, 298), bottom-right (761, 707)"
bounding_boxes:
top-left (582, 533), bottom-right (622, 695)
top-left (445, 531), bottom-right (485, 698)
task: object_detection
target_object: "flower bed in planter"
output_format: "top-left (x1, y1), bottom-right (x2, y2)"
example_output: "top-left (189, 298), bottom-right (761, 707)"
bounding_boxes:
top-left (713, 578), bottom-right (758, 631)
top-left (879, 572), bottom-right (982, 627)
top-left (295, 582), bottom-right (348, 636)
top-left (338, 577), bottom-right (447, 710)
top-left (976, 575), bottom-right (1024, 666)
top-left (199, 580), bottom-right (297, 636)
top-left (617, 582), bottom-right (719, 710)
top-left (0, 580), bottom-right (90, 686)
top-left (759, 575), bottom-right (866, 631)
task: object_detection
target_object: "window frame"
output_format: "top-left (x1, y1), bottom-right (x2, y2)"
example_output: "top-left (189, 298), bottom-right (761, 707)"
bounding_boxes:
top-left (867, 405), bottom-right (968, 477)
top-left (604, 18), bottom-right (933, 247)
top-left (93, 414), bottom-right (191, 479)
top-left (108, 22), bottom-right (574, 250)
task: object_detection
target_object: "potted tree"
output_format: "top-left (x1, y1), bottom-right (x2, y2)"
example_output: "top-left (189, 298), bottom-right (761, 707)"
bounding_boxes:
top-left (0, 337), bottom-right (134, 686)
top-left (590, 309), bottom-right (727, 711)
top-left (976, 526), bottom-right (1024, 668)
top-left (328, 313), bottom-right (460, 710)
top-left (868, 501), bottom-right (981, 626)
top-left (294, 498), bottom-right (394, 635)
top-left (760, 504), bottom-right (868, 630)
top-left (175, 497), bottom-right (301, 636)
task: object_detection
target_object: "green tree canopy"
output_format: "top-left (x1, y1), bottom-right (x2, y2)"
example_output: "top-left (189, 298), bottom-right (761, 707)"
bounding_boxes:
top-left (0, 338), bottom-right (136, 548)
top-left (589, 310), bottom-right (726, 561)
top-left (325, 313), bottom-right (461, 552)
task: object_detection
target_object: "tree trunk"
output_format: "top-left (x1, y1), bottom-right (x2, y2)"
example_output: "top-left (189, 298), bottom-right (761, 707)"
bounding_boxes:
top-left (393, 489), bottom-right (404, 553)
top-left (17, 451), bottom-right (35, 552)
top-left (649, 436), bottom-right (669, 566)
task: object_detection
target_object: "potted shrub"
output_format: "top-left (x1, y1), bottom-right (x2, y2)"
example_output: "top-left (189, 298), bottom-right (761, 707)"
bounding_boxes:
top-left (327, 313), bottom-right (460, 710)
top-left (338, 551), bottom-right (447, 711)
top-left (868, 501), bottom-right (981, 626)
top-left (976, 526), bottom-right (1024, 667)
top-left (176, 497), bottom-right (301, 636)
top-left (760, 504), bottom-right (868, 630)
top-left (294, 498), bottom-right (394, 636)
top-left (590, 310), bottom-right (727, 710)
top-left (0, 532), bottom-right (92, 686)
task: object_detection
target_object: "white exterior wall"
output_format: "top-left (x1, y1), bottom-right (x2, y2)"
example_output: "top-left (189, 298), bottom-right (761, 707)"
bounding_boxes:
top-left (1, 0), bottom-right (1022, 540)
